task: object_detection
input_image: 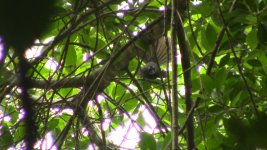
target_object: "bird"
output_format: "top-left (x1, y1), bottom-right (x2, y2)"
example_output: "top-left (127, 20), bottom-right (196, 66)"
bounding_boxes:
top-left (138, 36), bottom-right (171, 79)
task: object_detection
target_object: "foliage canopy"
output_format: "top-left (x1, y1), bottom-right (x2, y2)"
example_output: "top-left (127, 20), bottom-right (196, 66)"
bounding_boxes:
top-left (1, 0), bottom-right (267, 149)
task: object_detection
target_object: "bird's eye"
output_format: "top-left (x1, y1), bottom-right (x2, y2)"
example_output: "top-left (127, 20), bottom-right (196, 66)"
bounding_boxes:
top-left (148, 66), bottom-right (156, 74)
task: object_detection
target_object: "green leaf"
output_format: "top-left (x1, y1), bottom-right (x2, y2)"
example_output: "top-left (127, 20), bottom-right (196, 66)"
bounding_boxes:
top-left (123, 98), bottom-right (139, 111)
top-left (191, 78), bottom-right (201, 92)
top-left (257, 23), bottom-right (267, 44)
top-left (161, 132), bottom-right (171, 150)
top-left (111, 84), bottom-right (127, 102)
top-left (139, 132), bottom-right (157, 150)
top-left (206, 23), bottom-right (218, 47)
top-left (65, 45), bottom-right (77, 67)
top-left (231, 91), bottom-right (248, 106)
top-left (205, 118), bottom-right (217, 138)
top-left (48, 119), bottom-right (59, 130)
top-left (138, 81), bottom-right (153, 102)
top-left (139, 8), bottom-right (161, 20)
top-left (191, 1), bottom-right (214, 17)
top-left (208, 105), bottom-right (223, 114)
top-left (79, 138), bottom-right (90, 149)
top-left (219, 54), bottom-right (230, 67)
top-left (14, 122), bottom-right (26, 142)
top-left (247, 59), bottom-right (262, 67)
top-left (214, 68), bottom-right (227, 88)
top-left (246, 29), bottom-right (258, 49)
top-left (258, 51), bottom-right (267, 74)
top-left (200, 27), bottom-right (210, 51)
top-left (155, 106), bottom-right (171, 124)
top-left (245, 15), bottom-right (257, 25)
top-left (137, 113), bottom-right (146, 126)
top-left (128, 59), bottom-right (138, 72)
top-left (201, 23), bottom-right (218, 51)
top-left (6, 105), bottom-right (19, 124)
top-left (0, 123), bottom-right (13, 149)
top-left (120, 93), bottom-right (132, 105)
top-left (201, 74), bottom-right (215, 94)
top-left (206, 134), bottom-right (223, 149)
top-left (59, 88), bottom-right (73, 98)
top-left (57, 117), bottom-right (69, 131)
